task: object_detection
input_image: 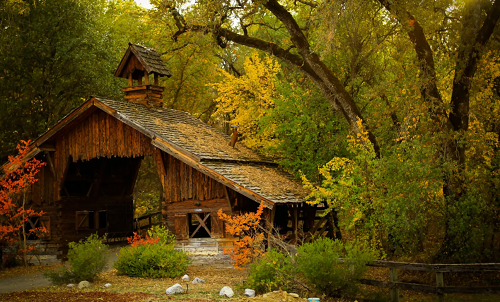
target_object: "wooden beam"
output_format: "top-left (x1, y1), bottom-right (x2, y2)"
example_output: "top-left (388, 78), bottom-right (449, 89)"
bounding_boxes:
top-left (128, 72), bottom-right (133, 86)
top-left (154, 148), bottom-right (168, 201)
top-left (144, 70), bottom-right (149, 85)
top-left (154, 73), bottom-right (159, 86)
top-left (267, 205), bottom-right (276, 243)
top-left (44, 151), bottom-right (56, 179)
top-left (223, 186), bottom-right (232, 211)
top-left (39, 143), bottom-right (56, 152)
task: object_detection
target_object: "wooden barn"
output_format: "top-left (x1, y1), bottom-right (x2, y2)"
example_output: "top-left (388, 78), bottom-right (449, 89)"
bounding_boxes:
top-left (3, 43), bottom-right (338, 256)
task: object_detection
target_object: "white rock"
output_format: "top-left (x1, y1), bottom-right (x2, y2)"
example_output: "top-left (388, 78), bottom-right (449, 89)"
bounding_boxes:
top-left (166, 283), bottom-right (184, 295)
top-left (289, 293), bottom-right (299, 298)
top-left (104, 283), bottom-right (112, 288)
top-left (219, 286), bottom-right (234, 297)
top-left (192, 277), bottom-right (205, 284)
top-left (67, 284), bottom-right (75, 288)
top-left (78, 281), bottom-right (91, 289)
top-left (182, 274), bottom-right (190, 282)
top-left (244, 289), bottom-right (255, 297)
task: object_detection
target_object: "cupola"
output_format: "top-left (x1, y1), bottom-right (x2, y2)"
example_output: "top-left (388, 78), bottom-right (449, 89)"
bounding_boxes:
top-left (114, 43), bottom-right (171, 108)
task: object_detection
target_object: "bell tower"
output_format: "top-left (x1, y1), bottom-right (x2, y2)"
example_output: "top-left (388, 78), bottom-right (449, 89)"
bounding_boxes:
top-left (114, 43), bottom-right (171, 108)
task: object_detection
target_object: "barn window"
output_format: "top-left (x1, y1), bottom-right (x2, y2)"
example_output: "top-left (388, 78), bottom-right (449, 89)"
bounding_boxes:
top-left (76, 211), bottom-right (90, 230)
top-left (25, 216), bottom-right (51, 240)
top-left (76, 210), bottom-right (107, 231)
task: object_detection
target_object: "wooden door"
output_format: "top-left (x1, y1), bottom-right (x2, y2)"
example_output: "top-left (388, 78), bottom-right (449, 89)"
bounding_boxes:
top-left (211, 212), bottom-right (224, 238)
top-left (174, 213), bottom-right (188, 240)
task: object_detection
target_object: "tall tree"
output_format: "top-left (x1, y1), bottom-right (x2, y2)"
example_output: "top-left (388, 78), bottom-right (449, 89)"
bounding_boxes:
top-left (154, 0), bottom-right (500, 261)
top-left (0, 0), bottom-right (124, 160)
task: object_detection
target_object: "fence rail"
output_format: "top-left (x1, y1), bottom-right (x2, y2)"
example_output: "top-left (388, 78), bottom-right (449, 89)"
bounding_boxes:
top-left (358, 260), bottom-right (500, 301)
top-left (134, 211), bottom-right (162, 233)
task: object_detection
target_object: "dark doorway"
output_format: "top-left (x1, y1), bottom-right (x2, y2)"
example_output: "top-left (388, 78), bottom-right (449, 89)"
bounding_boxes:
top-left (188, 213), bottom-right (211, 238)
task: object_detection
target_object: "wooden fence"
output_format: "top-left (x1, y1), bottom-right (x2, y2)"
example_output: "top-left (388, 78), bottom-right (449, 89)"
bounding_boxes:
top-left (134, 211), bottom-right (162, 233)
top-left (359, 260), bottom-right (500, 301)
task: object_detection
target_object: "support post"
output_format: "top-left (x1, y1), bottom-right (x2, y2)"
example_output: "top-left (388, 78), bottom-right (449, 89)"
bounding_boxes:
top-left (390, 267), bottom-right (400, 302)
top-left (144, 70), bottom-right (149, 85)
top-left (436, 272), bottom-right (444, 302)
top-left (267, 206), bottom-right (276, 250)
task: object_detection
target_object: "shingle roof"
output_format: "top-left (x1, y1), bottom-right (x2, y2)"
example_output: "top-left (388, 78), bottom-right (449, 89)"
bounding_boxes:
top-left (130, 44), bottom-right (171, 77)
top-left (96, 98), bottom-right (307, 204)
top-left (202, 161), bottom-right (308, 203)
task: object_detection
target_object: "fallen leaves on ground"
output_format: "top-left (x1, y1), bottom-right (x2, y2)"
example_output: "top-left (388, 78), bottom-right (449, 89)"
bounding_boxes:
top-left (0, 291), bottom-right (156, 302)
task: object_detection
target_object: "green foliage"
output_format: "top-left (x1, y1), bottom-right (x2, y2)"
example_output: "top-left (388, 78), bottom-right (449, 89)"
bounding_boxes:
top-left (44, 234), bottom-right (109, 284)
top-left (113, 227), bottom-right (189, 278)
top-left (245, 250), bottom-right (295, 294)
top-left (133, 156), bottom-right (163, 218)
top-left (0, 0), bottom-right (140, 160)
top-left (147, 225), bottom-right (176, 245)
top-left (296, 238), bottom-right (377, 298)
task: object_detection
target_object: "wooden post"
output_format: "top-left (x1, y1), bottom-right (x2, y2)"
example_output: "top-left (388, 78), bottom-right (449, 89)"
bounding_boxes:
top-left (138, 77), bottom-right (142, 85)
top-left (390, 267), bottom-right (400, 302)
top-left (154, 73), bottom-right (159, 86)
top-left (144, 70), bottom-right (149, 85)
top-left (128, 73), bottom-right (133, 86)
top-left (267, 206), bottom-right (276, 250)
top-left (436, 272), bottom-right (444, 302)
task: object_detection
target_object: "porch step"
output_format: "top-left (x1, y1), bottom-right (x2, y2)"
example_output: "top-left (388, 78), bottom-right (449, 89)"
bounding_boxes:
top-left (174, 238), bottom-right (235, 255)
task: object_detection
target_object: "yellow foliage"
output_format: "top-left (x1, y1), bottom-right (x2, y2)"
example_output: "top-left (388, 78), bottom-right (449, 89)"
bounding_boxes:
top-left (212, 52), bottom-right (282, 150)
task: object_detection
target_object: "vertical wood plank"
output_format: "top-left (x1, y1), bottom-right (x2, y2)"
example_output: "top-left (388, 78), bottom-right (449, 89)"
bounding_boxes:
top-left (104, 112), bottom-right (110, 158)
top-left (390, 268), bottom-right (400, 302)
top-left (436, 272), bottom-right (444, 302)
top-left (116, 119), bottom-right (124, 156)
top-left (187, 164), bottom-right (193, 199)
top-left (93, 112), bottom-right (99, 158)
top-left (98, 111), bottom-right (105, 157)
top-left (82, 116), bottom-right (88, 161)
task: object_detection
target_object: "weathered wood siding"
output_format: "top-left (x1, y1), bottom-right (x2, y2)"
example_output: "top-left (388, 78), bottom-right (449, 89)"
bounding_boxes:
top-left (54, 109), bottom-right (154, 163)
top-left (155, 150), bottom-right (231, 237)
top-left (157, 151), bottom-right (227, 203)
top-left (27, 109), bottom-right (155, 202)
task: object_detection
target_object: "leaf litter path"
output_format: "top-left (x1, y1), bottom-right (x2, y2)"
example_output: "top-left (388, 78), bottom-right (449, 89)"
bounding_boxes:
top-left (0, 248), bottom-right (256, 302)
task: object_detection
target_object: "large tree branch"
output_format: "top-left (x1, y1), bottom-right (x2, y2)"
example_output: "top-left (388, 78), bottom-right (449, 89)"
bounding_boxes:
top-left (263, 0), bottom-right (380, 156)
top-left (377, 0), bottom-right (450, 131)
top-left (449, 0), bottom-right (500, 133)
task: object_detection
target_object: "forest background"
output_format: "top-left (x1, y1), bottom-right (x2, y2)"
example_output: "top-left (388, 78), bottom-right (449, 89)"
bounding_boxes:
top-left (1, 0), bottom-right (500, 264)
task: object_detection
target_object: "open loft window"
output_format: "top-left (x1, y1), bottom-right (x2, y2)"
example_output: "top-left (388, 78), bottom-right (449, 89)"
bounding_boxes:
top-left (25, 216), bottom-right (51, 240)
top-left (62, 157), bottom-right (142, 197)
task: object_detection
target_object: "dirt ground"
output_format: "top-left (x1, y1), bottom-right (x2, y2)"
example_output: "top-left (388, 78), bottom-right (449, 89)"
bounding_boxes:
top-left (0, 264), bottom-right (319, 302)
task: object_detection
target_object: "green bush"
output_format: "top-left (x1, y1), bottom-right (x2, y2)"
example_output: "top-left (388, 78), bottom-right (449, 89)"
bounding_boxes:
top-left (148, 225), bottom-right (176, 245)
top-left (245, 250), bottom-right (295, 294)
top-left (44, 234), bottom-right (109, 284)
top-left (113, 227), bottom-right (189, 278)
top-left (296, 238), bottom-right (376, 298)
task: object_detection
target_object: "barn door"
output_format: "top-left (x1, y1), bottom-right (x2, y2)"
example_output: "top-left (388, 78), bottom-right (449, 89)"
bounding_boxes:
top-left (190, 213), bottom-right (211, 238)
top-left (76, 211), bottom-right (89, 231)
top-left (174, 213), bottom-right (188, 240)
top-left (211, 212), bottom-right (224, 238)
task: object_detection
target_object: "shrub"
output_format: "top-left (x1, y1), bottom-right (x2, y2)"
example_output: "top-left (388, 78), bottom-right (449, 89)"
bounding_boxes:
top-left (44, 234), bottom-right (109, 284)
top-left (113, 226), bottom-right (189, 278)
top-left (245, 250), bottom-right (295, 294)
top-left (296, 238), bottom-right (376, 298)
